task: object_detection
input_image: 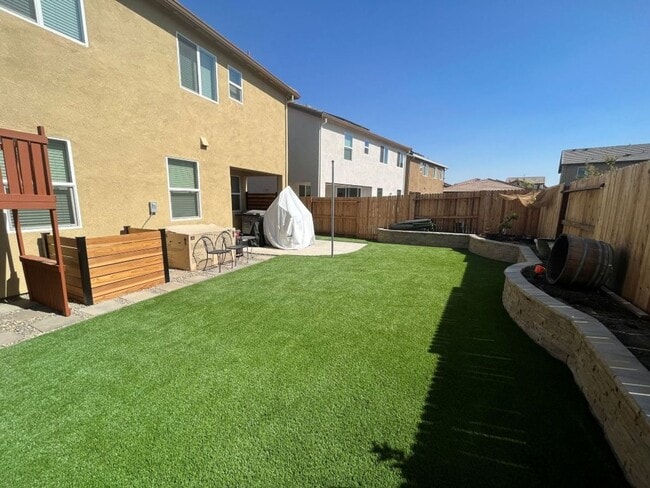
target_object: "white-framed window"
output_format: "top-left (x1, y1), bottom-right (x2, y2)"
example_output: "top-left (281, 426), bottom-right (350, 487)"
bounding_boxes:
top-left (397, 189), bottom-right (402, 196)
top-left (167, 157), bottom-right (201, 220)
top-left (336, 187), bottom-right (361, 197)
top-left (298, 183), bottom-right (311, 197)
top-left (344, 133), bottom-right (353, 160)
top-left (1, 138), bottom-right (82, 232)
top-left (377, 188), bottom-right (383, 197)
top-left (177, 33), bottom-right (217, 102)
top-left (380, 146), bottom-right (389, 164)
top-left (576, 167), bottom-right (587, 178)
top-left (364, 141), bottom-right (369, 154)
top-left (423, 164), bottom-right (429, 177)
top-left (231, 175), bottom-right (241, 212)
top-left (0, 0), bottom-right (87, 44)
top-left (397, 152), bottom-right (405, 168)
top-left (228, 66), bottom-right (243, 103)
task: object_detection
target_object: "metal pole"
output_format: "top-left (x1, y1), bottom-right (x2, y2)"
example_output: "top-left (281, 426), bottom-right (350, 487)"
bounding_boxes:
top-left (331, 159), bottom-right (335, 257)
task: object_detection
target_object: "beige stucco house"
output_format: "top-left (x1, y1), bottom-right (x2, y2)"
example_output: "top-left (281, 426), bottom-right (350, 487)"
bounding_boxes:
top-left (0, 0), bottom-right (298, 297)
top-left (405, 152), bottom-right (446, 194)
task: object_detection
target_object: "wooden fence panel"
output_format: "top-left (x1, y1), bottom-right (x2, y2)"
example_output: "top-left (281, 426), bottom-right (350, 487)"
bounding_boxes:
top-left (246, 192), bottom-right (277, 210)
top-left (536, 185), bottom-right (563, 238)
top-left (588, 164), bottom-right (650, 312)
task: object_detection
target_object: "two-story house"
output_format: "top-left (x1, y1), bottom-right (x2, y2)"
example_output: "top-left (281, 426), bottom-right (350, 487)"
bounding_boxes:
top-left (0, 0), bottom-right (298, 297)
top-left (558, 143), bottom-right (650, 184)
top-left (287, 103), bottom-right (410, 198)
top-left (405, 152), bottom-right (446, 194)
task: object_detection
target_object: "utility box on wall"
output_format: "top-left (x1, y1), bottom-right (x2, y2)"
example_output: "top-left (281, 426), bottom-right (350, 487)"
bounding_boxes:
top-left (166, 224), bottom-right (235, 271)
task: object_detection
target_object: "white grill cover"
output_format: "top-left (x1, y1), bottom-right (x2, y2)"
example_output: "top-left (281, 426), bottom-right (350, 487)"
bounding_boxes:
top-left (263, 187), bottom-right (315, 249)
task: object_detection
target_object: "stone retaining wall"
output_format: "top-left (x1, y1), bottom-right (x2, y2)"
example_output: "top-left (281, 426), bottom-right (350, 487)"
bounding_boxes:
top-left (377, 229), bottom-right (469, 248)
top-left (503, 258), bottom-right (650, 488)
top-left (378, 228), bottom-right (650, 486)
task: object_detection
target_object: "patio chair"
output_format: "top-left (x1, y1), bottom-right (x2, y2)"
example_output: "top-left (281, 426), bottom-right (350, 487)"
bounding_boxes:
top-left (193, 235), bottom-right (229, 272)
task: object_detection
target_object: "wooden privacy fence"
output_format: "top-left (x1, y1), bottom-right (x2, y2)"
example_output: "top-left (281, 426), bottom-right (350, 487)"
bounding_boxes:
top-left (45, 227), bottom-right (169, 305)
top-left (536, 162), bottom-right (650, 313)
top-left (246, 192), bottom-right (277, 210)
top-left (303, 190), bottom-right (539, 240)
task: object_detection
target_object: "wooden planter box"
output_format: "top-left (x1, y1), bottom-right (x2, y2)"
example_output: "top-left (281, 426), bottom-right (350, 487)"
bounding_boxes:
top-left (166, 224), bottom-right (235, 271)
top-left (45, 227), bottom-right (169, 305)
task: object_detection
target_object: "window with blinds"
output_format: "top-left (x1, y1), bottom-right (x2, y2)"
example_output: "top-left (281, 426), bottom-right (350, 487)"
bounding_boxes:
top-left (177, 34), bottom-right (217, 102)
top-left (0, 0), bottom-right (86, 43)
top-left (0, 138), bottom-right (81, 231)
top-left (167, 158), bottom-right (201, 219)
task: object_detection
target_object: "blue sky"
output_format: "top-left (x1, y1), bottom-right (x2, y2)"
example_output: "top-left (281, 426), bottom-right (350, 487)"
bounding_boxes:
top-left (181, 0), bottom-right (650, 185)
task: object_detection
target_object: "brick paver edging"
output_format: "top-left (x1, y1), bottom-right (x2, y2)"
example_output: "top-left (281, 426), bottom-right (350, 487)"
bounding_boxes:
top-left (503, 255), bottom-right (650, 488)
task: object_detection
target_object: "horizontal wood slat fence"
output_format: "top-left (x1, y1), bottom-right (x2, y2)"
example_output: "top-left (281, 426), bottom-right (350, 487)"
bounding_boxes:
top-left (246, 192), bottom-right (277, 211)
top-left (44, 227), bottom-right (169, 305)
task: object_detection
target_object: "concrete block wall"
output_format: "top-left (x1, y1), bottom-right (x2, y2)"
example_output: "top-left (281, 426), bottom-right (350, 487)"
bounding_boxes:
top-left (377, 229), bottom-right (470, 248)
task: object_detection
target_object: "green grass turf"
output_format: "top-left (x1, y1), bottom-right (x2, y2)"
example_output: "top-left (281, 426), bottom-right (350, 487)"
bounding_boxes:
top-left (0, 243), bottom-right (627, 487)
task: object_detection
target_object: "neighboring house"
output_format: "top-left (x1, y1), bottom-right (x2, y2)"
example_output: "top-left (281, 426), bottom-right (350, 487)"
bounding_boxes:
top-left (506, 176), bottom-right (546, 190)
top-left (559, 143), bottom-right (650, 184)
top-left (0, 0), bottom-right (298, 297)
top-left (444, 178), bottom-right (520, 192)
top-left (405, 152), bottom-right (447, 194)
top-left (288, 103), bottom-right (410, 198)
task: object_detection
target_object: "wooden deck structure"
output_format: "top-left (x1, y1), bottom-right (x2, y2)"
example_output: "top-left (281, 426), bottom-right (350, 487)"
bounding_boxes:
top-left (0, 126), bottom-right (70, 316)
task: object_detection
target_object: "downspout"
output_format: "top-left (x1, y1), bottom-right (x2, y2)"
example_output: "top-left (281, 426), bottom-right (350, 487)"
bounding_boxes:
top-left (318, 116), bottom-right (328, 196)
top-left (285, 95), bottom-right (294, 189)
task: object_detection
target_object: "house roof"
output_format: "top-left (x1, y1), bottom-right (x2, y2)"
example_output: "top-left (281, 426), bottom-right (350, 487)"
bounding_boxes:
top-left (558, 143), bottom-right (650, 172)
top-left (506, 176), bottom-right (545, 184)
top-left (154, 0), bottom-right (300, 99)
top-left (288, 102), bottom-right (411, 152)
top-left (409, 152), bottom-right (448, 169)
top-left (444, 178), bottom-right (520, 192)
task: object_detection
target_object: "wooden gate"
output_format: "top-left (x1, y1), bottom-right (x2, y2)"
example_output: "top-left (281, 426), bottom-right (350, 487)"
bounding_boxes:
top-left (0, 126), bottom-right (70, 316)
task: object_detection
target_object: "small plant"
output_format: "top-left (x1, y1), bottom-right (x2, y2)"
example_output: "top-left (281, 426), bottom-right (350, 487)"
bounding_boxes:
top-left (498, 213), bottom-right (519, 235)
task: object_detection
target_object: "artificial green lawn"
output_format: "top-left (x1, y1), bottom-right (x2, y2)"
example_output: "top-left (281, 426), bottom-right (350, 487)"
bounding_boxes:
top-left (0, 243), bottom-right (627, 486)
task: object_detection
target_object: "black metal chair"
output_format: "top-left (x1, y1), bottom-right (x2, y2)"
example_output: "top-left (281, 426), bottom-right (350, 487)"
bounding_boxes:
top-left (193, 235), bottom-right (229, 272)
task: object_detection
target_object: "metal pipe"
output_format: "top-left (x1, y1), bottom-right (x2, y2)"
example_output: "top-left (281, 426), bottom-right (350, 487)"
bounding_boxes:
top-left (331, 159), bottom-right (335, 257)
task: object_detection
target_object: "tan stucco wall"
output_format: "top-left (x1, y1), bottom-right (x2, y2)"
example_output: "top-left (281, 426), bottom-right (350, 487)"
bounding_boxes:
top-left (0, 0), bottom-right (289, 296)
top-left (405, 160), bottom-right (444, 194)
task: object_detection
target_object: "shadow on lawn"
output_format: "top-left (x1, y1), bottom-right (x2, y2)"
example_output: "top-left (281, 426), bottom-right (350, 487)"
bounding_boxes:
top-left (372, 251), bottom-right (628, 487)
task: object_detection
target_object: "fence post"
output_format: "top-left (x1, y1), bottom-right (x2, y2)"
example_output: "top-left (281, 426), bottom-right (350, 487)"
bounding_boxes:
top-left (555, 184), bottom-right (570, 238)
top-left (159, 229), bottom-right (170, 283)
top-left (76, 236), bottom-right (93, 306)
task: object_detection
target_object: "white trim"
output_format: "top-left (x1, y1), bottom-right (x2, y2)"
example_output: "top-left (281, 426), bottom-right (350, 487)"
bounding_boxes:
top-left (4, 137), bottom-right (83, 233)
top-left (227, 65), bottom-right (244, 104)
top-left (0, 0), bottom-right (89, 47)
top-left (297, 182), bottom-right (312, 197)
top-left (343, 132), bottom-right (353, 161)
top-left (176, 32), bottom-right (219, 104)
top-left (230, 174), bottom-right (242, 213)
top-left (166, 157), bottom-right (202, 221)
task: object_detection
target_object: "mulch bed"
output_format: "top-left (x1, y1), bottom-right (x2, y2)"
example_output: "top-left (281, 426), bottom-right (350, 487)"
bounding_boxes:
top-left (522, 266), bottom-right (650, 371)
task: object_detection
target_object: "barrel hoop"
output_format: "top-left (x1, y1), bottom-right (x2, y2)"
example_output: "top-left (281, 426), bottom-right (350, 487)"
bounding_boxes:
top-left (585, 241), bottom-right (604, 288)
top-left (591, 242), bottom-right (613, 287)
top-left (569, 236), bottom-right (589, 285)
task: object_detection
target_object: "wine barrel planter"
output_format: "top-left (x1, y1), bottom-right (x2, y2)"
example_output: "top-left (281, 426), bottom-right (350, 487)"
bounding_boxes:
top-left (546, 234), bottom-right (613, 288)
